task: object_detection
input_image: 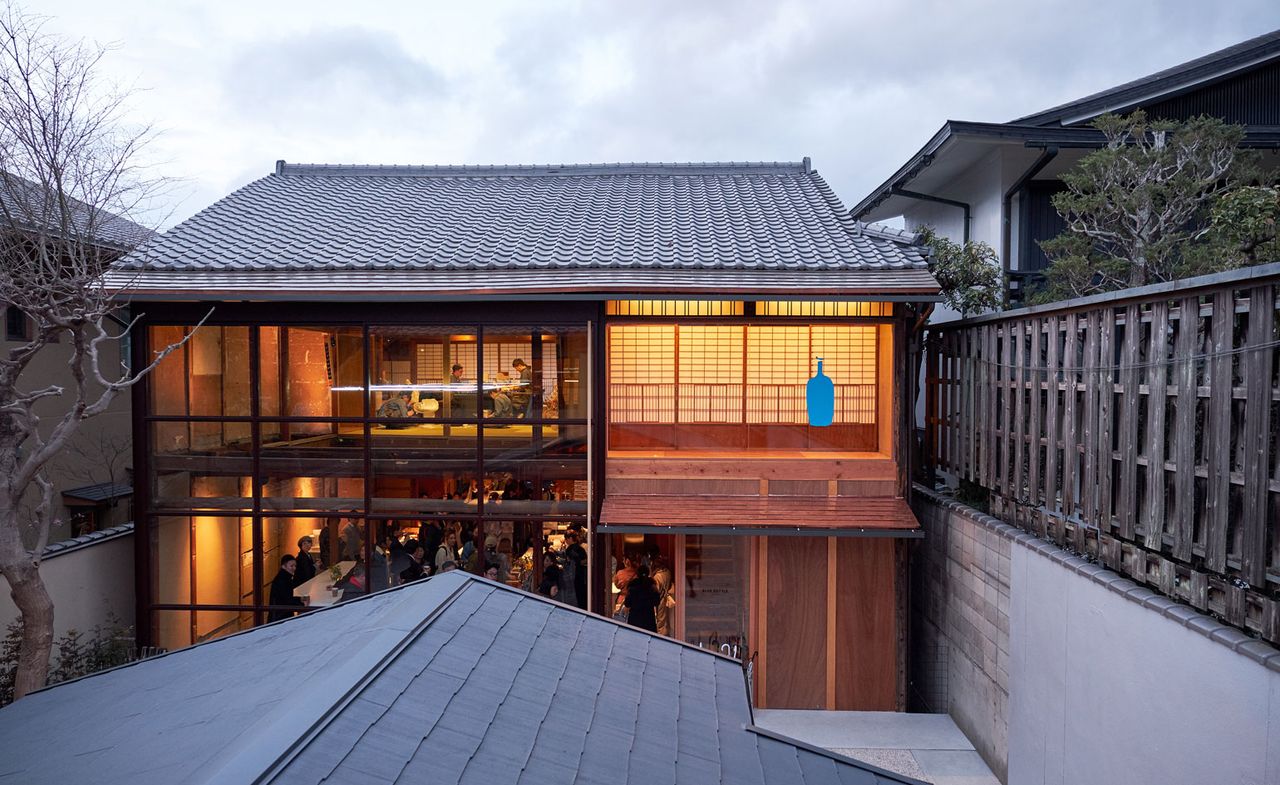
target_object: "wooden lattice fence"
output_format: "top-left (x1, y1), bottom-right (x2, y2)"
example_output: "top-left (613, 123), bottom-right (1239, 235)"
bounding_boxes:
top-left (925, 263), bottom-right (1280, 642)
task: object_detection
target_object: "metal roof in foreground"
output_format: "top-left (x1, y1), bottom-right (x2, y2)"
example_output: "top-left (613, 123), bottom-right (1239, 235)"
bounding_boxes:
top-left (0, 572), bottom-right (923, 785)
top-left (106, 160), bottom-right (939, 300)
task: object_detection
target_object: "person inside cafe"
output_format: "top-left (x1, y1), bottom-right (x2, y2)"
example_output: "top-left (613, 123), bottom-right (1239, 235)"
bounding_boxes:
top-left (293, 535), bottom-right (319, 588)
top-left (486, 387), bottom-right (514, 418)
top-left (509, 358), bottom-right (533, 418)
top-left (377, 390), bottom-right (416, 428)
top-left (400, 540), bottom-right (427, 582)
top-left (269, 555), bottom-right (305, 621)
top-left (624, 564), bottom-right (659, 633)
top-left (448, 363), bottom-right (474, 417)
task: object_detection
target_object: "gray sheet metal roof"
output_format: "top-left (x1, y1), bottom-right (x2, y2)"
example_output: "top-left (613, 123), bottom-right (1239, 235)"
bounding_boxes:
top-left (0, 572), bottom-right (923, 785)
top-left (108, 160), bottom-right (936, 299)
top-left (61, 481), bottom-right (132, 503)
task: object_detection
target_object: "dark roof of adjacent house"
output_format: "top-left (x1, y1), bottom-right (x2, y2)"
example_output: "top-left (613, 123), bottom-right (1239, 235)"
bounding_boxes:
top-left (60, 481), bottom-right (132, 504)
top-left (106, 160), bottom-right (939, 300)
top-left (851, 31), bottom-right (1280, 223)
top-left (0, 572), bottom-right (923, 785)
top-left (1013, 29), bottom-right (1280, 126)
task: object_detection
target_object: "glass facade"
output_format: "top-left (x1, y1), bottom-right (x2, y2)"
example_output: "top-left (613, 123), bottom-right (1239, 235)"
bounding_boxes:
top-left (144, 321), bottom-right (590, 651)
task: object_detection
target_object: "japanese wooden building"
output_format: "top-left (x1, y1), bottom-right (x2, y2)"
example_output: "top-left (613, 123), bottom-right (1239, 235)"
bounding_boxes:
top-left (108, 159), bottom-right (941, 710)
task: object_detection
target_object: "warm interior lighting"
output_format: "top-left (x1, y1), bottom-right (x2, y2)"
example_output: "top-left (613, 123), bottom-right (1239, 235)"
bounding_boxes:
top-left (755, 301), bottom-right (889, 317)
top-left (608, 324), bottom-right (877, 425)
top-left (606, 300), bottom-right (745, 316)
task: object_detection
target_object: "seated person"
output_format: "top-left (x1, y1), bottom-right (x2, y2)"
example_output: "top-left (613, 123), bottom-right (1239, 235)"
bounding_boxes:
top-left (486, 388), bottom-right (515, 419)
top-left (377, 391), bottom-right (415, 428)
top-left (508, 358), bottom-right (533, 417)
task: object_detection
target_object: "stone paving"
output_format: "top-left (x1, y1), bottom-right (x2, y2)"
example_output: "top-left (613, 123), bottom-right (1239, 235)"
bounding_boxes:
top-left (753, 710), bottom-right (1001, 785)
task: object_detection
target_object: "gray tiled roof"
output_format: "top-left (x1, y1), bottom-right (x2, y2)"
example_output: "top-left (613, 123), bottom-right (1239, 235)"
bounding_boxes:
top-left (0, 173), bottom-right (150, 251)
top-left (0, 573), bottom-right (923, 785)
top-left (110, 161), bottom-right (933, 298)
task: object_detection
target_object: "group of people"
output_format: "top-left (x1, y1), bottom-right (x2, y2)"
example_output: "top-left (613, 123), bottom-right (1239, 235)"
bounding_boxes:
top-left (533, 527), bottom-right (589, 610)
top-left (612, 550), bottom-right (674, 636)
top-left (376, 358), bottom-right (535, 424)
top-left (266, 519), bottom-right (595, 625)
top-left (267, 534), bottom-right (321, 621)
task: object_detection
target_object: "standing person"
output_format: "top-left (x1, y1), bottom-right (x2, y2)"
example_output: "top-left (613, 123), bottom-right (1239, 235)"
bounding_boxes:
top-left (624, 565), bottom-right (659, 633)
top-left (611, 553), bottom-right (637, 618)
top-left (509, 358), bottom-right (533, 418)
top-left (418, 519), bottom-right (443, 567)
top-left (564, 530), bottom-right (588, 610)
top-left (269, 556), bottom-right (305, 622)
top-left (650, 553), bottom-right (674, 637)
top-left (434, 529), bottom-right (458, 572)
top-left (483, 535), bottom-right (509, 582)
top-left (293, 535), bottom-right (319, 588)
top-left (539, 556), bottom-right (562, 599)
top-left (400, 540), bottom-right (427, 582)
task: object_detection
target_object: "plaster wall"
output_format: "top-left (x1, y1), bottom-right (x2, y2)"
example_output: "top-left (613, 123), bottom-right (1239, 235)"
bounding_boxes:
top-left (0, 529), bottom-right (135, 642)
top-left (1008, 540), bottom-right (1280, 785)
top-left (3, 325), bottom-right (131, 544)
top-left (911, 487), bottom-right (1280, 785)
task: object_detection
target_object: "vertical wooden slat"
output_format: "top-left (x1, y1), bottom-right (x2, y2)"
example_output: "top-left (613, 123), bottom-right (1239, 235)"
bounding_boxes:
top-left (1061, 313), bottom-right (1079, 519)
top-left (984, 325), bottom-right (998, 489)
top-left (1205, 290), bottom-right (1234, 573)
top-left (947, 330), bottom-right (957, 471)
top-left (1028, 318), bottom-right (1043, 506)
top-left (926, 334), bottom-right (939, 472)
top-left (1241, 287), bottom-right (1274, 586)
top-left (965, 330), bottom-right (977, 481)
top-left (1096, 308), bottom-right (1116, 535)
top-left (1081, 311), bottom-right (1100, 527)
top-left (1012, 320), bottom-right (1027, 501)
top-left (1143, 301), bottom-right (1169, 550)
top-left (998, 321), bottom-right (1008, 491)
top-left (1116, 304), bottom-right (1142, 540)
top-left (1172, 296), bottom-right (1199, 561)
top-left (1044, 315), bottom-right (1061, 514)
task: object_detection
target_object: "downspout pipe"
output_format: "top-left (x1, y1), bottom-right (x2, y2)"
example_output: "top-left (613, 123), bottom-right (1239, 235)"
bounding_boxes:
top-left (889, 187), bottom-right (971, 244)
top-left (1001, 146), bottom-right (1059, 304)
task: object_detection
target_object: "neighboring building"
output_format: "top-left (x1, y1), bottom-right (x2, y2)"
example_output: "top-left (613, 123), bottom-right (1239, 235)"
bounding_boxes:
top-left (1, 178), bottom-right (146, 542)
top-left (105, 159), bottom-right (940, 711)
top-left (851, 29), bottom-right (1280, 309)
top-left (0, 570), bottom-right (926, 785)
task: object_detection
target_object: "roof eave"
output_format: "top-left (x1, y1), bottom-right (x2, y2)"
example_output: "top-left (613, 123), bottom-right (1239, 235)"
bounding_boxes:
top-left (1013, 34), bottom-right (1280, 126)
top-left (851, 121), bottom-right (1280, 221)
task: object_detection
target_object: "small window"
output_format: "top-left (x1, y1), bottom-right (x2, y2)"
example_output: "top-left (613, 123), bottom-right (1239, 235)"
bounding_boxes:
top-left (606, 300), bottom-right (744, 316)
top-left (5, 306), bottom-right (30, 341)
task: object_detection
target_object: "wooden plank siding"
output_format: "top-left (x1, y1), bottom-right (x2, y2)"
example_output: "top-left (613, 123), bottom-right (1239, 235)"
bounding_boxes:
top-left (925, 266), bottom-right (1280, 644)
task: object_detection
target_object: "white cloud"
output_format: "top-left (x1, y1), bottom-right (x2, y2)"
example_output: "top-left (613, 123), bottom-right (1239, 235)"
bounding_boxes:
top-left (33, 0), bottom-right (1280, 227)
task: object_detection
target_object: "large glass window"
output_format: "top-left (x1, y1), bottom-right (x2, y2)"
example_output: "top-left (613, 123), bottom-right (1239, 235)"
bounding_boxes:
top-left (145, 319), bottom-right (590, 650)
top-left (607, 323), bottom-right (880, 452)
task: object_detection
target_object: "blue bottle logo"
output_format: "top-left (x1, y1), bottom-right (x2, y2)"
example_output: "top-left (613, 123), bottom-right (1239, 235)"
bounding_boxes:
top-left (806, 357), bottom-right (834, 427)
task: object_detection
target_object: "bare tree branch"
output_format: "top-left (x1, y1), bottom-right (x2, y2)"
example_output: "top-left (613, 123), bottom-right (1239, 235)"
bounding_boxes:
top-left (0, 4), bottom-right (197, 700)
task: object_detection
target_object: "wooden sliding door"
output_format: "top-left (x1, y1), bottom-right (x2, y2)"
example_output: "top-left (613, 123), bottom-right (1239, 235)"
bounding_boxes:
top-left (755, 536), bottom-right (900, 711)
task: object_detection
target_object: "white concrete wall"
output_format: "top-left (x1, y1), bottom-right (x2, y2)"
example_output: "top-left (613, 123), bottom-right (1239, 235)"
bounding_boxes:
top-left (1008, 544), bottom-right (1280, 785)
top-left (0, 528), bottom-right (135, 641)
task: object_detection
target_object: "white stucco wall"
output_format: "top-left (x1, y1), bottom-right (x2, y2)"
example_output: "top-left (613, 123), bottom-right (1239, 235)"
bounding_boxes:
top-left (902, 147), bottom-right (1008, 326)
top-left (0, 528), bottom-right (135, 641)
top-left (1009, 544), bottom-right (1280, 785)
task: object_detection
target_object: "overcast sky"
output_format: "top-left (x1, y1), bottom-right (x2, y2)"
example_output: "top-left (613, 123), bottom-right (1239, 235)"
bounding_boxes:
top-left (36, 0), bottom-right (1280, 228)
